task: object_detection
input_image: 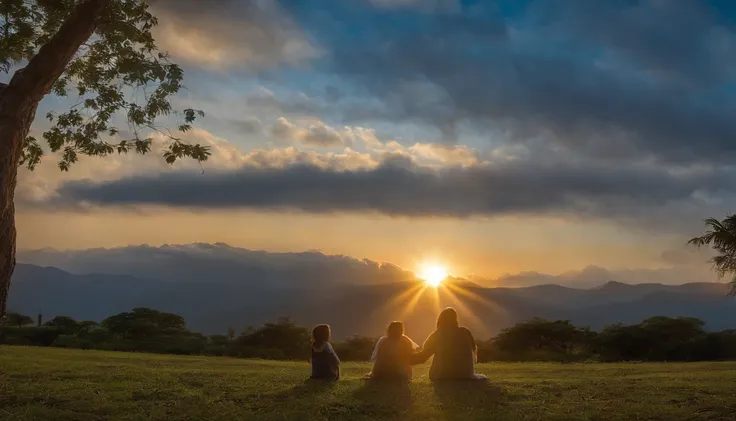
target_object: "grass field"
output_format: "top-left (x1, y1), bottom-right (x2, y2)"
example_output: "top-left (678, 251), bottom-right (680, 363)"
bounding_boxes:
top-left (2, 347), bottom-right (736, 421)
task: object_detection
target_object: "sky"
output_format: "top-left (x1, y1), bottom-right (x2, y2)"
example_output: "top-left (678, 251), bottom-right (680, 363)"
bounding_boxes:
top-left (11, 0), bottom-right (736, 285)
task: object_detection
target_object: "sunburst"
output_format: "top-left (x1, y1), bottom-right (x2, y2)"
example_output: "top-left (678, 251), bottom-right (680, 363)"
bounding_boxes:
top-left (418, 264), bottom-right (448, 287)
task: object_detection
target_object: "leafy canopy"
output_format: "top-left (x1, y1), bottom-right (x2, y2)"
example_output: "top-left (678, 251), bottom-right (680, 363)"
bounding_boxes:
top-left (0, 311), bottom-right (34, 327)
top-left (688, 215), bottom-right (736, 295)
top-left (0, 0), bottom-right (210, 171)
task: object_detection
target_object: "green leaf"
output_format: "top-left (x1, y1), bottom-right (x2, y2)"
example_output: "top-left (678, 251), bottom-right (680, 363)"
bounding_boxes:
top-left (10, 0), bottom-right (207, 172)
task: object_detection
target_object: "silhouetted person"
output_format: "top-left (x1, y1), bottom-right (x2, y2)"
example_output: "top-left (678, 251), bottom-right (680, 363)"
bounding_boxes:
top-left (367, 321), bottom-right (419, 381)
top-left (412, 307), bottom-right (487, 381)
top-left (310, 324), bottom-right (340, 380)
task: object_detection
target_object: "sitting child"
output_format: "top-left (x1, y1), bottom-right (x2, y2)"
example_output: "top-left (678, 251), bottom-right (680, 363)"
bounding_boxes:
top-left (310, 324), bottom-right (340, 380)
top-left (367, 321), bottom-right (419, 381)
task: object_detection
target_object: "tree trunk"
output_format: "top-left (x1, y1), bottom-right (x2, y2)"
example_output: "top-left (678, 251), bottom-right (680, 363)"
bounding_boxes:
top-left (0, 0), bottom-right (110, 317)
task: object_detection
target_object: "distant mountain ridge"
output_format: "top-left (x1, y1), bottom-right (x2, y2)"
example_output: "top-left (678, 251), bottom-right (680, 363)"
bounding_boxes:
top-left (9, 252), bottom-right (735, 341)
top-left (17, 243), bottom-right (413, 287)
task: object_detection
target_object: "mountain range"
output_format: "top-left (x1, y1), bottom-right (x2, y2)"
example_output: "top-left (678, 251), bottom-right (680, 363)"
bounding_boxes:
top-left (8, 243), bottom-right (736, 341)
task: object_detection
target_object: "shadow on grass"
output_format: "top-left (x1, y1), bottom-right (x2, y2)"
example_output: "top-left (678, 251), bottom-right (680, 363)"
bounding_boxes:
top-left (432, 380), bottom-right (508, 411)
top-left (275, 378), bottom-right (339, 399)
top-left (344, 379), bottom-right (413, 418)
top-left (238, 379), bottom-right (340, 416)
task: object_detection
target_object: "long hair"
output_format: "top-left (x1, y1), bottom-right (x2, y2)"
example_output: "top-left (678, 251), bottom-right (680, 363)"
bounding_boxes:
top-left (436, 307), bottom-right (459, 329)
top-left (386, 321), bottom-right (404, 339)
top-left (312, 324), bottom-right (331, 346)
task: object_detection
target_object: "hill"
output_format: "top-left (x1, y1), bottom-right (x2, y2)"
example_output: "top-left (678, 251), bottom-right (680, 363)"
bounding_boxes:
top-left (1, 346), bottom-right (735, 421)
top-left (8, 261), bottom-right (735, 340)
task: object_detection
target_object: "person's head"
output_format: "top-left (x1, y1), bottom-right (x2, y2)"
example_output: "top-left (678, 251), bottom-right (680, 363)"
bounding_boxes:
top-left (436, 307), bottom-right (459, 329)
top-left (386, 321), bottom-right (404, 339)
top-left (312, 324), bottom-right (331, 345)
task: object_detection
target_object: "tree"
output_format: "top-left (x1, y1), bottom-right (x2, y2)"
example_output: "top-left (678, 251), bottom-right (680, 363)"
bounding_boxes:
top-left (0, 0), bottom-right (210, 317)
top-left (77, 320), bottom-right (99, 333)
top-left (332, 335), bottom-right (377, 361)
top-left (102, 307), bottom-right (186, 339)
top-left (44, 315), bottom-right (80, 334)
top-left (1, 311), bottom-right (33, 327)
top-left (491, 318), bottom-right (595, 361)
top-left (688, 215), bottom-right (736, 295)
top-left (597, 317), bottom-right (706, 362)
top-left (234, 317), bottom-right (311, 360)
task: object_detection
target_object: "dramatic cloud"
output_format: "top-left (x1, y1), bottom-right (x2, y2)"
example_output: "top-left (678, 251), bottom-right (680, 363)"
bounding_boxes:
top-left (15, 128), bottom-right (246, 204)
top-left (290, 0), bottom-right (736, 164)
top-left (269, 117), bottom-right (351, 147)
top-left (231, 116), bottom-right (263, 134)
top-left (45, 152), bottom-right (736, 223)
top-left (244, 87), bottom-right (324, 118)
top-left (366, 0), bottom-right (458, 10)
top-left (151, 0), bottom-right (321, 72)
top-left (408, 143), bottom-right (478, 167)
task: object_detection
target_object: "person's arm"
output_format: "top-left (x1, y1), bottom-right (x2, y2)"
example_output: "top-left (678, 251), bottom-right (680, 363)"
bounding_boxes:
top-left (370, 337), bottom-right (385, 363)
top-left (405, 335), bottom-right (420, 350)
top-left (410, 332), bottom-right (436, 365)
top-left (464, 328), bottom-right (478, 363)
top-left (326, 343), bottom-right (340, 366)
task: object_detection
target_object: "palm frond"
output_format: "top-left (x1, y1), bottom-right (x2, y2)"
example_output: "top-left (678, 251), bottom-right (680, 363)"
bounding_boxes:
top-left (689, 215), bottom-right (736, 298)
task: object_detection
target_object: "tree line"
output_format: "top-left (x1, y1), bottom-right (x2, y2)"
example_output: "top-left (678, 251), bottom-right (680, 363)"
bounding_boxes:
top-left (2, 308), bottom-right (736, 362)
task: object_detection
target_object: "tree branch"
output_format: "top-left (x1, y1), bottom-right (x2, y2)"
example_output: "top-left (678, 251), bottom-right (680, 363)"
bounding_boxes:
top-left (0, 0), bottom-right (111, 117)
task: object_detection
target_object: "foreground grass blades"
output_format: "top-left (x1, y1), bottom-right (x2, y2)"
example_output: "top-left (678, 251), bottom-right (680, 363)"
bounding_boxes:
top-left (2, 346), bottom-right (736, 420)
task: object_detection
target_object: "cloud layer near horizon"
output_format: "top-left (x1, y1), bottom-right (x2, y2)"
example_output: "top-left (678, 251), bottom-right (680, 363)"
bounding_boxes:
top-left (16, 242), bottom-right (717, 288)
top-left (42, 147), bottom-right (735, 224)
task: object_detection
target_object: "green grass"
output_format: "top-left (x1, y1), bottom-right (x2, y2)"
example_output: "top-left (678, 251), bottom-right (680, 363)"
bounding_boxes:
top-left (2, 347), bottom-right (736, 421)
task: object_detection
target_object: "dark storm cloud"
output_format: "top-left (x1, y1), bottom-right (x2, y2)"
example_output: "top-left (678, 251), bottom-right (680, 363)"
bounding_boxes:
top-left (286, 0), bottom-right (736, 164)
top-left (145, 1), bottom-right (736, 164)
top-left (50, 157), bottom-right (733, 219)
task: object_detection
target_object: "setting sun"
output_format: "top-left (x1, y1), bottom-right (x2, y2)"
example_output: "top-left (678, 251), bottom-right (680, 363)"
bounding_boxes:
top-left (418, 264), bottom-right (449, 287)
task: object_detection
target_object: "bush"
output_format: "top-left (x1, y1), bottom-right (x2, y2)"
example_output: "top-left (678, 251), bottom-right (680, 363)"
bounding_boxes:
top-left (0, 326), bottom-right (59, 347)
top-left (333, 336), bottom-right (377, 361)
top-left (52, 334), bottom-right (95, 350)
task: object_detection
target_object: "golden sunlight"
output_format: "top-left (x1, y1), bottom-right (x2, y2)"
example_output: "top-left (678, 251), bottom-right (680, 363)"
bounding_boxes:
top-left (418, 263), bottom-right (449, 287)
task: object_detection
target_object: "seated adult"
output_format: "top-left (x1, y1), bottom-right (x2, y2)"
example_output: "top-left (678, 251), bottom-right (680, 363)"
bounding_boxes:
top-left (367, 321), bottom-right (419, 381)
top-left (412, 307), bottom-right (487, 381)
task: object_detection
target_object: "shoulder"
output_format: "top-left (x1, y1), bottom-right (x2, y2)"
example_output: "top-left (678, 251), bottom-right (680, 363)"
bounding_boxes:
top-left (459, 327), bottom-right (475, 340)
top-left (324, 343), bottom-right (337, 354)
top-left (399, 335), bottom-right (413, 347)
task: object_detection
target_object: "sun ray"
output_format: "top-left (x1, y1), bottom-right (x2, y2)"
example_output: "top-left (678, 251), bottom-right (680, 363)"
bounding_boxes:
top-left (430, 283), bottom-right (442, 314)
top-left (366, 282), bottom-right (425, 324)
top-left (396, 286), bottom-right (427, 321)
top-left (384, 282), bottom-right (425, 308)
top-left (439, 286), bottom-right (487, 331)
top-left (445, 282), bottom-right (509, 316)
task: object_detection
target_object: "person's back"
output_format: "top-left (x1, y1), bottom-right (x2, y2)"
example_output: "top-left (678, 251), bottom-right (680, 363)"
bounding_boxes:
top-left (412, 307), bottom-right (485, 381)
top-left (371, 335), bottom-right (415, 380)
top-left (368, 321), bottom-right (418, 381)
top-left (310, 324), bottom-right (340, 380)
top-left (423, 326), bottom-right (475, 380)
